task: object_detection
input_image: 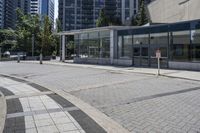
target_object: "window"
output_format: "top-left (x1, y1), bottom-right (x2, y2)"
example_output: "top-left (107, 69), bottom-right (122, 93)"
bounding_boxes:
top-left (191, 29), bottom-right (200, 61)
top-left (118, 35), bottom-right (132, 59)
top-left (171, 30), bottom-right (191, 61)
top-left (150, 33), bottom-right (168, 57)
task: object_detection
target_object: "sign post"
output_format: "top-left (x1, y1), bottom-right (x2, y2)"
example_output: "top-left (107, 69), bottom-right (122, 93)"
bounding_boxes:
top-left (156, 49), bottom-right (161, 76)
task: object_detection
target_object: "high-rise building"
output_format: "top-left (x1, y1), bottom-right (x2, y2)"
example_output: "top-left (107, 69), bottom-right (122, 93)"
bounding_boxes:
top-left (3, 0), bottom-right (17, 29)
top-left (121, 0), bottom-right (138, 24)
top-left (41, 0), bottom-right (54, 24)
top-left (30, 0), bottom-right (41, 15)
top-left (0, 0), bottom-right (31, 29)
top-left (59, 0), bottom-right (139, 31)
top-left (17, 0), bottom-right (30, 14)
top-left (0, 0), bottom-right (4, 28)
top-left (30, 0), bottom-right (54, 25)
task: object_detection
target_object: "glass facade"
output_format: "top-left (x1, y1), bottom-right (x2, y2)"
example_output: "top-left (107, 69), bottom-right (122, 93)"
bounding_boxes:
top-left (73, 19), bottom-right (200, 68)
top-left (117, 20), bottom-right (200, 68)
top-left (75, 30), bottom-right (110, 59)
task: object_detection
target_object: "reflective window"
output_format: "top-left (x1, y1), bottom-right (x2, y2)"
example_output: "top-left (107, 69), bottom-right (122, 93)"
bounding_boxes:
top-left (171, 30), bottom-right (191, 61)
top-left (191, 29), bottom-right (200, 61)
top-left (118, 35), bottom-right (132, 59)
top-left (100, 31), bottom-right (110, 58)
top-left (133, 34), bottom-right (149, 45)
top-left (88, 32), bottom-right (100, 58)
top-left (150, 33), bottom-right (168, 57)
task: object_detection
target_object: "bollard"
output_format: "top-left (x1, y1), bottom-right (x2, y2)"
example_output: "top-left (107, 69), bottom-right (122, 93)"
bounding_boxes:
top-left (40, 53), bottom-right (43, 64)
top-left (17, 53), bottom-right (20, 63)
top-left (157, 57), bottom-right (160, 76)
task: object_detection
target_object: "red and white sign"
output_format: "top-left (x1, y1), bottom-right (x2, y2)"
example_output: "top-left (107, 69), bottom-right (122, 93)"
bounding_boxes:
top-left (156, 49), bottom-right (161, 58)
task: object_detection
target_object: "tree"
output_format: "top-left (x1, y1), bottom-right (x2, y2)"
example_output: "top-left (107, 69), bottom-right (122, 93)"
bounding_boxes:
top-left (131, 0), bottom-right (149, 26)
top-left (96, 8), bottom-right (109, 27)
top-left (0, 29), bottom-right (17, 52)
top-left (40, 16), bottom-right (54, 56)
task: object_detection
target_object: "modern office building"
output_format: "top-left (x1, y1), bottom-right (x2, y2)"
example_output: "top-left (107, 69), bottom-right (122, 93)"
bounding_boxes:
top-left (59, 0), bottom-right (139, 31)
top-left (40, 0), bottom-right (54, 24)
top-left (121, 0), bottom-right (139, 24)
top-left (30, 0), bottom-right (41, 15)
top-left (59, 19), bottom-right (200, 71)
top-left (3, 0), bottom-right (17, 29)
top-left (30, 0), bottom-right (54, 25)
top-left (0, 0), bottom-right (31, 29)
top-left (148, 0), bottom-right (200, 23)
top-left (17, 0), bottom-right (30, 14)
top-left (59, 0), bottom-right (118, 31)
top-left (0, 0), bottom-right (4, 28)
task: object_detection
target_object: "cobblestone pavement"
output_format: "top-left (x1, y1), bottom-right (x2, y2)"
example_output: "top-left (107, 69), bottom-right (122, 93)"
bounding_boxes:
top-left (1, 62), bottom-right (200, 133)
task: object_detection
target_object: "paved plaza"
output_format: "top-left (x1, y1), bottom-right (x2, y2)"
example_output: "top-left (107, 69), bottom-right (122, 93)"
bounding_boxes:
top-left (1, 61), bottom-right (200, 133)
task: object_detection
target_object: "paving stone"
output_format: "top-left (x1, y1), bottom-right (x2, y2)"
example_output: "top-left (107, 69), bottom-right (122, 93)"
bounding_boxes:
top-left (37, 125), bottom-right (59, 133)
top-left (57, 123), bottom-right (77, 132)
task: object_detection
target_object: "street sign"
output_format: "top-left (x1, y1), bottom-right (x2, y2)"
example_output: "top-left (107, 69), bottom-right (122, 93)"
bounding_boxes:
top-left (156, 49), bottom-right (161, 76)
top-left (156, 49), bottom-right (161, 58)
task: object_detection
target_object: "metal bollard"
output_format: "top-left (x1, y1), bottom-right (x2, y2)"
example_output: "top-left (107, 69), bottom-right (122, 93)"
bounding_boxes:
top-left (40, 53), bottom-right (43, 64)
top-left (17, 53), bottom-right (20, 63)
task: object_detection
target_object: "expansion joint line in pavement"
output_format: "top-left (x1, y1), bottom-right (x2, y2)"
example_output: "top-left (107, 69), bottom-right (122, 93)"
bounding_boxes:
top-left (0, 75), bottom-right (107, 133)
top-left (97, 86), bottom-right (200, 109)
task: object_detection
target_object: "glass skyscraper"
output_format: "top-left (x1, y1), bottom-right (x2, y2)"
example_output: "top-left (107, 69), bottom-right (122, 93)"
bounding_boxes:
top-left (0, 0), bottom-right (4, 28)
top-left (30, 0), bottom-right (54, 25)
top-left (59, 0), bottom-right (139, 31)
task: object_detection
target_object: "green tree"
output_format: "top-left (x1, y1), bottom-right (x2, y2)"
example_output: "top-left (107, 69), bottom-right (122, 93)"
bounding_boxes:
top-left (132, 0), bottom-right (149, 26)
top-left (40, 16), bottom-right (54, 56)
top-left (96, 8), bottom-right (109, 27)
top-left (0, 29), bottom-right (17, 52)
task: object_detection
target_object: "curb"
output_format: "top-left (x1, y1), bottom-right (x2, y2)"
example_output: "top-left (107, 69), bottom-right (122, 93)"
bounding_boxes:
top-left (0, 74), bottom-right (130, 133)
top-left (0, 91), bottom-right (7, 133)
top-left (19, 61), bottom-right (200, 82)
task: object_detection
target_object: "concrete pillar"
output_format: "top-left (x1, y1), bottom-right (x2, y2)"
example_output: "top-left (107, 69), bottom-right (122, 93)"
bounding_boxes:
top-left (121, 0), bottom-right (125, 24)
top-left (110, 30), bottom-right (116, 65)
top-left (62, 35), bottom-right (66, 62)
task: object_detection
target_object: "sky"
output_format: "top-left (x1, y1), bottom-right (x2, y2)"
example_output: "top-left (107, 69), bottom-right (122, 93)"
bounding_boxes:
top-left (54, 0), bottom-right (58, 24)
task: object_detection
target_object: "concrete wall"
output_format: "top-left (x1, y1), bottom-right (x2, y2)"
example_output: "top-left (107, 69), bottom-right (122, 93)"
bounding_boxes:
top-left (74, 58), bottom-right (111, 65)
top-left (74, 58), bottom-right (133, 66)
top-left (148, 0), bottom-right (200, 23)
top-left (169, 61), bottom-right (200, 71)
top-left (113, 59), bottom-right (132, 66)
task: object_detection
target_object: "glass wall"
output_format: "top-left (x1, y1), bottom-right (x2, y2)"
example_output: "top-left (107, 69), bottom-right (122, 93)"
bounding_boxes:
top-left (100, 31), bottom-right (110, 58)
top-left (118, 35), bottom-right (132, 59)
top-left (191, 29), bottom-right (200, 62)
top-left (79, 33), bottom-right (89, 58)
top-left (88, 32), bottom-right (100, 58)
top-left (150, 32), bottom-right (168, 67)
top-left (171, 30), bottom-right (191, 61)
top-left (75, 30), bottom-right (110, 59)
top-left (133, 34), bottom-right (149, 66)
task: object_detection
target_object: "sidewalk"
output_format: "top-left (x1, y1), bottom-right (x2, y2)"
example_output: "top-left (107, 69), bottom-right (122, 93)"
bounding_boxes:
top-left (21, 60), bottom-right (200, 81)
top-left (0, 75), bottom-right (129, 133)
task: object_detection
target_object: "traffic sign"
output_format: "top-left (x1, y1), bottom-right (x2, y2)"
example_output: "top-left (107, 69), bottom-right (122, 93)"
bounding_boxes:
top-left (156, 49), bottom-right (161, 58)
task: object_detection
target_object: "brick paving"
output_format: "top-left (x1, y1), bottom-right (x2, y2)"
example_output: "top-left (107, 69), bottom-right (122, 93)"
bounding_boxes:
top-left (1, 62), bottom-right (200, 133)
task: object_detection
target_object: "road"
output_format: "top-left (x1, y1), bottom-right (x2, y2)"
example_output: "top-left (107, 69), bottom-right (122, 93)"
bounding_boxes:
top-left (1, 62), bottom-right (200, 133)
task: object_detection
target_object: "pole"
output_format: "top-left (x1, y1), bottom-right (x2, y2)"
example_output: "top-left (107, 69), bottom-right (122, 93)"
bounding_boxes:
top-left (32, 34), bottom-right (34, 57)
top-left (0, 47), bottom-right (1, 61)
top-left (40, 53), bottom-right (43, 64)
top-left (157, 57), bottom-right (160, 76)
top-left (17, 53), bottom-right (20, 63)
